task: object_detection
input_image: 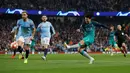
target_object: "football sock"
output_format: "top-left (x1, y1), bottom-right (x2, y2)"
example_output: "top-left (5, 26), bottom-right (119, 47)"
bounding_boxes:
top-left (18, 46), bottom-right (23, 54)
top-left (44, 49), bottom-right (48, 57)
top-left (13, 49), bottom-right (16, 56)
top-left (80, 50), bottom-right (92, 60)
top-left (68, 43), bottom-right (80, 49)
top-left (25, 50), bottom-right (29, 59)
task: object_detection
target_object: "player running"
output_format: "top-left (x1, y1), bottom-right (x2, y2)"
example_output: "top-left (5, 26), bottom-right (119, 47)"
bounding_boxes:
top-left (64, 14), bottom-right (109, 64)
top-left (108, 25), bottom-right (118, 56)
top-left (16, 11), bottom-right (36, 63)
top-left (37, 15), bottom-right (55, 60)
top-left (11, 26), bottom-right (24, 59)
top-left (115, 25), bottom-right (129, 57)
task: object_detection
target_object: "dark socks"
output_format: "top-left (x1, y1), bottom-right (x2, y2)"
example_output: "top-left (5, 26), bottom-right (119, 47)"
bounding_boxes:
top-left (18, 46), bottom-right (23, 54)
top-left (13, 49), bottom-right (16, 56)
top-left (44, 49), bottom-right (48, 57)
top-left (25, 50), bottom-right (29, 59)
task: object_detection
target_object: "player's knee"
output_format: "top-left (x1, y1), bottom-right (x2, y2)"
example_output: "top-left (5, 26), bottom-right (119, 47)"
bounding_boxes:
top-left (78, 48), bottom-right (84, 55)
top-left (78, 48), bottom-right (84, 52)
top-left (79, 40), bottom-right (85, 45)
top-left (25, 48), bottom-right (29, 50)
top-left (42, 44), bottom-right (48, 49)
top-left (18, 36), bottom-right (24, 42)
top-left (44, 46), bottom-right (48, 49)
top-left (17, 41), bottom-right (24, 47)
top-left (24, 45), bottom-right (30, 50)
top-left (122, 43), bottom-right (126, 47)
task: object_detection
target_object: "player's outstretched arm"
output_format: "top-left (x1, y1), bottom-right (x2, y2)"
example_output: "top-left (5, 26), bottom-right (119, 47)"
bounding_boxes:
top-left (93, 21), bottom-right (110, 30)
top-left (76, 23), bottom-right (84, 33)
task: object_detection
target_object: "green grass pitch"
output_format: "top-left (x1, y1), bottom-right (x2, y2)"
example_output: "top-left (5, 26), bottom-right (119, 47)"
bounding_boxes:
top-left (0, 54), bottom-right (130, 73)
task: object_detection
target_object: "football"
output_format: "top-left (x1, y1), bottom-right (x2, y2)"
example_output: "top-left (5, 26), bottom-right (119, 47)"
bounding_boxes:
top-left (10, 41), bottom-right (18, 49)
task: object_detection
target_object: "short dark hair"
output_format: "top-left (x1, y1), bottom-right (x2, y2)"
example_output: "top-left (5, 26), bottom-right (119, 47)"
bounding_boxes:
top-left (110, 24), bottom-right (114, 27)
top-left (85, 13), bottom-right (92, 19)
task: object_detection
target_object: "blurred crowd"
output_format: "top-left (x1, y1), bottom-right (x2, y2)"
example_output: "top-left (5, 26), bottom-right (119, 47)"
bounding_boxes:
top-left (0, 16), bottom-right (130, 52)
top-left (0, 0), bottom-right (130, 11)
top-left (0, 19), bottom-right (16, 51)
